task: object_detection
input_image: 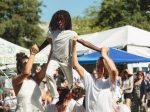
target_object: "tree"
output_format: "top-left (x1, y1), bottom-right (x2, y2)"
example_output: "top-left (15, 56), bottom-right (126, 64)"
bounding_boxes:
top-left (72, 1), bottom-right (102, 35)
top-left (73, 0), bottom-right (150, 34)
top-left (0, 0), bottom-right (45, 48)
top-left (93, 0), bottom-right (150, 31)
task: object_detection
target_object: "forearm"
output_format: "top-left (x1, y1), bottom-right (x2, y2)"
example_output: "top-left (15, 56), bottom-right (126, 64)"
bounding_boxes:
top-left (77, 39), bottom-right (101, 52)
top-left (142, 95), bottom-right (145, 100)
top-left (123, 85), bottom-right (132, 90)
top-left (103, 54), bottom-right (117, 84)
top-left (72, 36), bottom-right (85, 78)
top-left (37, 46), bottom-right (52, 82)
top-left (39, 39), bottom-right (49, 51)
top-left (72, 41), bottom-right (78, 67)
top-left (24, 55), bottom-right (35, 75)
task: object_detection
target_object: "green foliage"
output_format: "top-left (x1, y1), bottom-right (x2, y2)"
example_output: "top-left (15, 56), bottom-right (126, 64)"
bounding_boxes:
top-left (73, 0), bottom-right (150, 34)
top-left (72, 1), bottom-right (102, 35)
top-left (95, 0), bottom-right (150, 31)
top-left (0, 0), bottom-right (45, 48)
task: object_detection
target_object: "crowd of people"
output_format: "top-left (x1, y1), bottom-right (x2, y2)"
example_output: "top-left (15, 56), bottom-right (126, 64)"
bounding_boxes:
top-left (0, 9), bottom-right (150, 112)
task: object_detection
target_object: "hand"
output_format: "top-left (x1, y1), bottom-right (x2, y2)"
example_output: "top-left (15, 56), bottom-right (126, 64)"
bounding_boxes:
top-left (141, 98), bottom-right (144, 103)
top-left (121, 87), bottom-right (124, 91)
top-left (101, 47), bottom-right (109, 56)
top-left (30, 44), bottom-right (39, 55)
top-left (73, 36), bottom-right (78, 42)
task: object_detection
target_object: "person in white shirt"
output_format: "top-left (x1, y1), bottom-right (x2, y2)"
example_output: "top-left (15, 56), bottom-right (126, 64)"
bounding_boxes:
top-left (46, 87), bottom-right (72, 112)
top-left (72, 36), bottom-right (118, 112)
top-left (72, 87), bottom-right (85, 112)
top-left (121, 69), bottom-right (133, 109)
top-left (39, 10), bottom-right (101, 104)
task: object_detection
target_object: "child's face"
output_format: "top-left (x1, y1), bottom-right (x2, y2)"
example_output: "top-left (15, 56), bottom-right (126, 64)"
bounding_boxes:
top-left (56, 14), bottom-right (65, 30)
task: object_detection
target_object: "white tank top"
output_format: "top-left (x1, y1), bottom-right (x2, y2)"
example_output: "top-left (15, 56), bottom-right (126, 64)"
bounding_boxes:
top-left (16, 79), bottom-right (44, 112)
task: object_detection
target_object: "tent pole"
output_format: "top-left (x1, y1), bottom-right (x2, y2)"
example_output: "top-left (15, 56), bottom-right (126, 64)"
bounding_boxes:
top-left (0, 69), bottom-right (12, 84)
top-left (4, 64), bottom-right (17, 76)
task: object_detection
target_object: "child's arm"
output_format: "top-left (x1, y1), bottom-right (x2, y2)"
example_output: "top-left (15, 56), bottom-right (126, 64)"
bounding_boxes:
top-left (77, 39), bottom-right (101, 52)
top-left (39, 39), bottom-right (49, 51)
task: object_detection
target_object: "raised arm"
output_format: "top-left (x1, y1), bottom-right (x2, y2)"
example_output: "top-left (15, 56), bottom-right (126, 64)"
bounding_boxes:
top-left (39, 38), bottom-right (52, 51)
top-left (101, 47), bottom-right (118, 84)
top-left (12, 44), bottom-right (39, 86)
top-left (34, 40), bottom-right (53, 85)
top-left (77, 39), bottom-right (101, 52)
top-left (72, 36), bottom-right (85, 78)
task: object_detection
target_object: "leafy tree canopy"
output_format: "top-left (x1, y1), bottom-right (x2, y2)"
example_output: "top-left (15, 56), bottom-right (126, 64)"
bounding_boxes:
top-left (0, 0), bottom-right (45, 48)
top-left (73, 0), bottom-right (150, 35)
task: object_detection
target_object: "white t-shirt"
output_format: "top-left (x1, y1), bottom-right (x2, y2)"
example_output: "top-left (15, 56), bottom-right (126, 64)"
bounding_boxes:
top-left (83, 70), bottom-right (116, 112)
top-left (46, 104), bottom-right (57, 112)
top-left (46, 99), bottom-right (76, 112)
top-left (66, 99), bottom-right (76, 112)
top-left (46, 29), bottom-right (78, 59)
top-left (73, 97), bottom-right (85, 112)
top-left (123, 76), bottom-right (133, 93)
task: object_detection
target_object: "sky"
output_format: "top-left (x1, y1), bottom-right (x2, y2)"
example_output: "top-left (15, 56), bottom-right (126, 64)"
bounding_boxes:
top-left (39, 0), bottom-right (99, 22)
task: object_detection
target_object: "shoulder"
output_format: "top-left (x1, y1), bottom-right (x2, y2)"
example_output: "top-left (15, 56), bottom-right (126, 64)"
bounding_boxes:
top-left (84, 70), bottom-right (91, 77)
top-left (59, 75), bottom-right (64, 78)
top-left (46, 104), bottom-right (57, 111)
top-left (142, 80), bottom-right (146, 85)
top-left (65, 30), bottom-right (77, 35)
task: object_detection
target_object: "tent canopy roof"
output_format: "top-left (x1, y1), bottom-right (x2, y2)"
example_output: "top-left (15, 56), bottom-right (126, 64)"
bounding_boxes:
top-left (78, 48), bottom-right (150, 64)
top-left (38, 25), bottom-right (150, 57)
top-left (0, 38), bottom-right (48, 64)
top-left (77, 25), bottom-right (150, 55)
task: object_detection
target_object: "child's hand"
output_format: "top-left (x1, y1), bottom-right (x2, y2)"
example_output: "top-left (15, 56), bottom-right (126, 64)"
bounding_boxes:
top-left (30, 44), bottom-right (39, 55)
top-left (101, 47), bottom-right (109, 56)
top-left (73, 36), bottom-right (78, 41)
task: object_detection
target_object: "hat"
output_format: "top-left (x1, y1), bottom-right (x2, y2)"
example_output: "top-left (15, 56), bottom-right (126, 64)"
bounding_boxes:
top-left (121, 69), bottom-right (133, 77)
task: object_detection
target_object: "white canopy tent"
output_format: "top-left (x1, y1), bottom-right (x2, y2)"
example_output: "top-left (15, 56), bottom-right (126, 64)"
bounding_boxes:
top-left (0, 38), bottom-right (48, 65)
top-left (0, 38), bottom-right (48, 91)
top-left (38, 25), bottom-right (150, 73)
top-left (77, 25), bottom-right (150, 73)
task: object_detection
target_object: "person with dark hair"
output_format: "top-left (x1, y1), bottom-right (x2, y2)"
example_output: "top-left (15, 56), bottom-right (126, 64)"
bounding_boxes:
top-left (12, 44), bottom-right (52, 112)
top-left (39, 10), bottom-right (101, 104)
top-left (46, 87), bottom-right (72, 112)
top-left (54, 68), bottom-right (64, 87)
top-left (131, 71), bottom-right (147, 112)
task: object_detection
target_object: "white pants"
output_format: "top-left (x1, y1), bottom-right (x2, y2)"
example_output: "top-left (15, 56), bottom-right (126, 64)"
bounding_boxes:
top-left (46, 56), bottom-right (73, 98)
